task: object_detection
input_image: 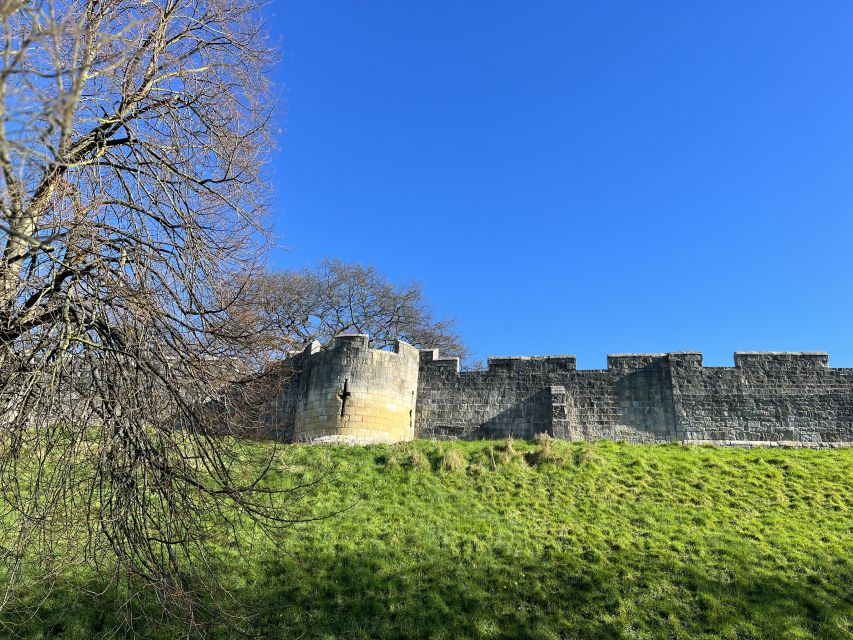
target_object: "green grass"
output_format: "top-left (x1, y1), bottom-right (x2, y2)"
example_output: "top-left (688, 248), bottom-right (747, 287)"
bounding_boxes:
top-left (5, 439), bottom-right (853, 639)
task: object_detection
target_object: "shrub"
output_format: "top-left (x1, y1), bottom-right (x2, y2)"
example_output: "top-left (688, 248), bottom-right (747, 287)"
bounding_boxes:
top-left (466, 463), bottom-right (487, 477)
top-left (440, 450), bottom-right (467, 473)
top-left (409, 450), bottom-right (431, 471)
top-left (526, 437), bottom-right (566, 467)
top-left (474, 446), bottom-right (498, 470)
top-left (572, 445), bottom-right (599, 467)
top-left (496, 438), bottom-right (526, 466)
top-left (379, 453), bottom-right (401, 469)
top-left (533, 432), bottom-right (552, 445)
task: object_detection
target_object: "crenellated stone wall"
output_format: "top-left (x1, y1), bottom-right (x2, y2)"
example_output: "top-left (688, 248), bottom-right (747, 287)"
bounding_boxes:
top-left (256, 343), bottom-right (853, 446)
top-left (415, 350), bottom-right (853, 446)
top-left (668, 352), bottom-right (853, 445)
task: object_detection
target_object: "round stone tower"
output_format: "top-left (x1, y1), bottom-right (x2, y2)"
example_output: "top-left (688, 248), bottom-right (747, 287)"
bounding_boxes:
top-left (293, 335), bottom-right (419, 444)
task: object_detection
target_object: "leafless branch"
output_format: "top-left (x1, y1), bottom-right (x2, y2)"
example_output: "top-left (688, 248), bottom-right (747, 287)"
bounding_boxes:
top-left (0, 0), bottom-right (313, 634)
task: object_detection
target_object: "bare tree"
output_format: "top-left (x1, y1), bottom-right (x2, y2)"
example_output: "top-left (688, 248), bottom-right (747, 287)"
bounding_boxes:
top-left (0, 0), bottom-right (304, 632)
top-left (250, 259), bottom-right (469, 361)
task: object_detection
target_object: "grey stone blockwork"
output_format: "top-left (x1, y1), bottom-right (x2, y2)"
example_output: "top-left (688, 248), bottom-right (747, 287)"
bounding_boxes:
top-left (263, 344), bottom-right (853, 446)
top-left (415, 350), bottom-right (853, 446)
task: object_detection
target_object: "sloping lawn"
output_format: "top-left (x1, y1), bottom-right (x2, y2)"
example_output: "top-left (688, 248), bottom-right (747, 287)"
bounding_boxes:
top-left (6, 439), bottom-right (853, 639)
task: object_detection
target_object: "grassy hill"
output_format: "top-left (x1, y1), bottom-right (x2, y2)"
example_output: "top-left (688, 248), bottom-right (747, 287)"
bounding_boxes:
top-left (7, 439), bottom-right (853, 639)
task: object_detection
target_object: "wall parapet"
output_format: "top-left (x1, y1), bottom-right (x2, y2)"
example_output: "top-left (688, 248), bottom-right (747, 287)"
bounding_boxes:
top-left (263, 345), bottom-right (853, 447)
top-left (607, 354), bottom-right (668, 371)
top-left (419, 348), bottom-right (460, 371)
top-left (487, 355), bottom-right (577, 373)
top-left (667, 352), bottom-right (703, 368)
top-left (419, 351), bottom-right (842, 373)
top-left (413, 350), bottom-right (852, 446)
top-left (733, 352), bottom-right (829, 369)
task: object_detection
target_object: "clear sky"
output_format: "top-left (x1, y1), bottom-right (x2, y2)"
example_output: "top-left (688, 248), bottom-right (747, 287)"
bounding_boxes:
top-left (263, 1), bottom-right (853, 369)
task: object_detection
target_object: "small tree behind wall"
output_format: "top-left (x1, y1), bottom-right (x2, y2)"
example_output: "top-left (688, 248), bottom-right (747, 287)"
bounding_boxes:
top-left (250, 259), bottom-right (470, 362)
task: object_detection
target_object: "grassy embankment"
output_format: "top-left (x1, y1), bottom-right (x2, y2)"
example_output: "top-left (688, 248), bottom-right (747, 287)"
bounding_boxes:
top-left (7, 438), bottom-right (853, 639)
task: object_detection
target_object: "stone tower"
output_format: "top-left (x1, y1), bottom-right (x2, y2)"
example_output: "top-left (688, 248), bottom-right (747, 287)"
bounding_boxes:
top-left (292, 334), bottom-right (419, 444)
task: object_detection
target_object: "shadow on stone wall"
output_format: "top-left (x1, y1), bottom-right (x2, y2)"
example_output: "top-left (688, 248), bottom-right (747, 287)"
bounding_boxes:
top-left (611, 363), bottom-right (677, 442)
top-left (475, 387), bottom-right (553, 440)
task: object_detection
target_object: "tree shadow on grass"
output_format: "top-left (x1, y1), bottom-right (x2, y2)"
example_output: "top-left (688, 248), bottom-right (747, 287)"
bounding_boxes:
top-left (4, 545), bottom-right (850, 639)
top-left (243, 545), bottom-right (852, 640)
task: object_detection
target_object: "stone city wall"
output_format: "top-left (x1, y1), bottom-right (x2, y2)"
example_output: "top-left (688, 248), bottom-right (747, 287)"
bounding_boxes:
top-left (669, 352), bottom-right (853, 445)
top-left (415, 350), bottom-right (853, 446)
top-left (253, 343), bottom-right (853, 446)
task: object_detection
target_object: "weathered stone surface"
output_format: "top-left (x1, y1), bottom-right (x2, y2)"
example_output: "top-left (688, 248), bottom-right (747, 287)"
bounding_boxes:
top-left (264, 344), bottom-right (853, 447)
top-left (292, 335), bottom-right (419, 444)
top-left (415, 350), bottom-right (853, 445)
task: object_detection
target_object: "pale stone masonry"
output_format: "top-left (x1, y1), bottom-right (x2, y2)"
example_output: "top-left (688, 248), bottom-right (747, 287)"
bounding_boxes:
top-left (272, 335), bottom-right (853, 446)
top-left (292, 335), bottom-right (419, 444)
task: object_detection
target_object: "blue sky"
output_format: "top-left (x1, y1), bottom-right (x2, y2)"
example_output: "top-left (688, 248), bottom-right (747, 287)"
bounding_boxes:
top-left (263, 2), bottom-right (853, 368)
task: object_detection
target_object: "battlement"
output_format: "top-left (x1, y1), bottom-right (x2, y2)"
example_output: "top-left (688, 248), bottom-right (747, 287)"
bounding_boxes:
top-left (733, 352), bottom-right (829, 369)
top-left (305, 334), bottom-right (420, 360)
top-left (487, 355), bottom-right (577, 373)
top-left (606, 354), bottom-right (668, 371)
top-left (264, 344), bottom-right (853, 447)
top-left (414, 349), bottom-right (852, 445)
top-left (420, 349), bottom-right (578, 374)
top-left (419, 348), bottom-right (460, 371)
top-left (420, 349), bottom-right (838, 373)
top-left (327, 333), bottom-right (370, 349)
top-left (667, 352), bottom-right (704, 367)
